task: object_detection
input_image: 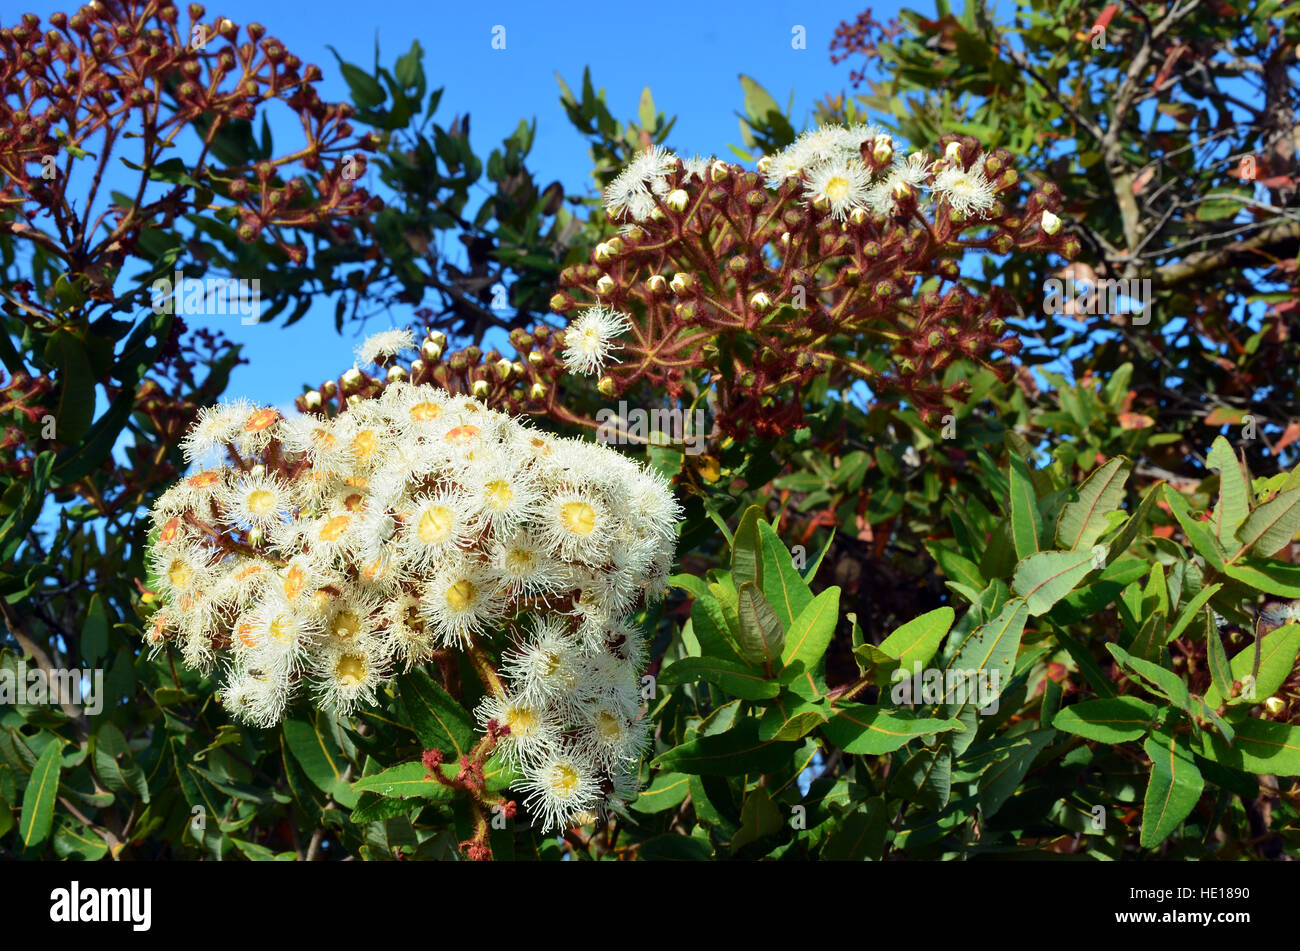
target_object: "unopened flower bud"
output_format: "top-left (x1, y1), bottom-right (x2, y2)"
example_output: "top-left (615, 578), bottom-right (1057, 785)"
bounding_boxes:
top-left (670, 272), bottom-right (694, 295)
top-left (386, 366), bottom-right (409, 383)
top-left (872, 135), bottom-right (893, 163)
top-left (727, 255), bottom-right (749, 275)
top-left (594, 242), bottom-right (615, 264)
top-left (597, 376), bottom-right (616, 397)
top-left (646, 274), bottom-right (668, 295)
top-left (303, 390), bottom-right (322, 410)
top-left (471, 379), bottom-right (490, 399)
top-left (811, 192), bottom-right (831, 213)
top-left (421, 340), bottom-right (443, 362)
top-left (529, 382), bottom-right (547, 401)
top-left (320, 380), bottom-right (337, 398)
top-left (756, 155), bottom-right (773, 175)
top-left (596, 275), bottom-right (616, 296)
top-left (750, 292), bottom-right (772, 312)
top-left (341, 368), bottom-right (364, 392)
top-left (1264, 696), bottom-right (1287, 715)
top-left (849, 208), bottom-right (869, 226)
top-left (1041, 210), bottom-right (1062, 235)
top-left (666, 189), bottom-right (689, 212)
top-left (709, 160), bottom-right (730, 183)
top-left (495, 358), bottom-right (513, 380)
top-left (527, 351), bottom-right (544, 367)
top-left (944, 141), bottom-right (962, 163)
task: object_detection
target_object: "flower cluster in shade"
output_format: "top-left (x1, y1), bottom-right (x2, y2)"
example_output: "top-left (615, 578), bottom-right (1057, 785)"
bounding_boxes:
top-left (548, 123), bottom-right (1075, 434)
top-left (143, 362), bottom-right (681, 831)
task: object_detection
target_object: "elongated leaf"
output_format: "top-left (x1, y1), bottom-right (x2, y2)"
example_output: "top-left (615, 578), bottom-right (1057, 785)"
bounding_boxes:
top-left (731, 506), bottom-right (764, 590)
top-left (659, 656), bottom-right (780, 700)
top-left (1056, 456), bottom-right (1131, 550)
top-left (282, 715), bottom-right (358, 808)
top-left (736, 582), bottom-right (784, 672)
top-left (1141, 730), bottom-right (1204, 848)
top-left (944, 597), bottom-right (1030, 718)
top-left (630, 773), bottom-right (691, 814)
top-left (822, 703), bottom-right (963, 754)
top-left (1008, 459), bottom-right (1042, 559)
top-left (888, 744), bottom-right (951, 810)
top-left (396, 670), bottom-right (475, 757)
top-left (351, 761), bottom-right (454, 800)
top-left (758, 695), bottom-right (828, 741)
top-left (1234, 487), bottom-right (1300, 557)
top-left (1166, 582), bottom-right (1223, 643)
top-left (1205, 610), bottom-right (1234, 704)
top-left (1107, 643), bottom-right (1194, 715)
top-left (978, 729), bottom-right (1054, 818)
top-left (1198, 717), bottom-right (1300, 775)
top-left (1013, 549), bottom-right (1097, 616)
top-left (652, 719), bottom-right (795, 776)
top-left (872, 607), bottom-right (954, 676)
top-left (1165, 490), bottom-right (1227, 570)
top-left (1204, 623), bottom-right (1300, 708)
top-left (1053, 697), bottom-right (1158, 743)
top-left (757, 520), bottom-right (813, 630)
top-left (1224, 559), bottom-right (1300, 597)
top-left (19, 739), bottom-right (61, 849)
top-left (780, 586), bottom-right (840, 671)
top-left (1207, 437), bottom-right (1250, 542)
top-left (820, 797), bottom-right (888, 860)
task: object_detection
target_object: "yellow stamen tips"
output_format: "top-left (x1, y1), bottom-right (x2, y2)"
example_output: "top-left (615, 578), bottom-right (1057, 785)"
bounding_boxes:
top-left (445, 579), bottom-right (478, 611)
top-left (417, 506), bottom-right (454, 544)
top-left (504, 548), bottom-right (534, 573)
top-left (595, 712), bottom-right (622, 742)
top-left (268, 615), bottom-right (291, 643)
top-left (561, 501), bottom-right (597, 535)
top-left (246, 488), bottom-right (276, 515)
top-left (342, 492), bottom-right (365, 512)
top-left (344, 475), bottom-right (368, 489)
top-left (332, 609), bottom-right (362, 640)
top-left (351, 429), bottom-right (378, 461)
top-left (237, 620), bottom-right (258, 649)
top-left (530, 436), bottom-right (551, 455)
top-left (235, 564), bottom-right (264, 582)
top-left (187, 471), bottom-right (219, 489)
top-left (310, 589), bottom-right (333, 613)
top-left (362, 555), bottom-right (386, 581)
top-left (284, 564), bottom-right (306, 599)
top-left (445, 424), bottom-right (480, 445)
top-left (505, 704), bottom-right (536, 736)
top-left (541, 652), bottom-right (561, 676)
top-left (319, 515), bottom-right (351, 541)
top-left (335, 654), bottom-right (367, 688)
top-left (549, 764), bottom-right (580, 799)
top-left (159, 516), bottom-right (180, 543)
top-left (409, 400), bottom-right (442, 423)
top-left (167, 559), bottom-right (194, 590)
top-left (245, 408), bottom-right (279, 432)
top-left (312, 427), bottom-right (337, 449)
top-left (824, 175), bottom-right (851, 203)
top-left (485, 479), bottom-right (514, 510)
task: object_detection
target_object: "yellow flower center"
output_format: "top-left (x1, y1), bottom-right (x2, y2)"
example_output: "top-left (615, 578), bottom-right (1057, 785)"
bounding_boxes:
top-left (445, 424), bottom-right (480, 445)
top-left (351, 429), bottom-right (378, 461)
top-left (561, 501), bottom-right (597, 535)
top-left (187, 471), bottom-right (219, 489)
top-left (332, 609), bottom-right (361, 640)
top-left (335, 654), bottom-right (367, 688)
top-left (284, 564), bottom-right (306, 599)
top-left (409, 401), bottom-right (442, 422)
top-left (548, 763), bottom-right (580, 799)
top-left (824, 174), bottom-right (850, 203)
top-left (268, 615), bottom-right (291, 642)
top-left (312, 427), bottom-right (337, 449)
top-left (310, 589), bottom-right (333, 612)
top-left (167, 559), bottom-right (193, 590)
top-left (504, 548), bottom-right (534, 574)
top-left (245, 408), bottom-right (279, 432)
top-left (319, 515), bottom-right (351, 541)
top-left (246, 488), bottom-right (276, 515)
top-left (417, 506), bottom-right (454, 544)
top-left (342, 492), bottom-right (365, 512)
top-left (485, 480), bottom-right (513, 510)
top-left (505, 705), bottom-right (536, 736)
top-left (445, 579), bottom-right (478, 611)
top-left (541, 652), bottom-right (562, 676)
top-left (595, 712), bottom-right (623, 742)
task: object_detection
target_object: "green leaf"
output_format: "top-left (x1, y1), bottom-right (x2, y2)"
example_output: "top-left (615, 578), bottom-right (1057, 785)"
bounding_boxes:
top-left (978, 729), bottom-right (1054, 818)
top-left (1205, 610), bottom-right (1234, 704)
top-left (1204, 623), bottom-right (1300, 708)
top-left (1164, 490), bottom-right (1227, 571)
top-left (944, 598), bottom-right (1030, 723)
top-left (652, 719), bottom-right (797, 776)
top-left (1052, 697), bottom-right (1158, 743)
top-left (93, 723), bottom-right (149, 803)
top-left (1165, 583), bottom-right (1223, 643)
top-left (1141, 730), bottom-right (1204, 849)
top-left (731, 506), bottom-right (764, 590)
top-left (629, 772), bottom-right (691, 814)
top-left (1207, 436), bottom-right (1250, 542)
top-left (1234, 487), bottom-right (1300, 558)
top-left (729, 786), bottom-right (784, 852)
top-left (659, 656), bottom-right (780, 700)
top-left (19, 738), bottom-right (61, 849)
top-left (1056, 456), bottom-right (1131, 550)
top-left (1012, 549), bottom-right (1097, 616)
top-left (820, 797), bottom-right (888, 860)
top-left (396, 670), bottom-right (475, 758)
top-left (282, 715), bottom-right (358, 808)
top-left (779, 586), bottom-right (840, 671)
top-left (1198, 717), bottom-right (1300, 775)
top-left (351, 761), bottom-right (453, 800)
top-left (81, 594), bottom-right (110, 667)
top-left (888, 744), bottom-right (951, 810)
top-left (1008, 458), bottom-right (1043, 559)
top-left (822, 704), bottom-right (963, 754)
top-left (736, 582), bottom-right (784, 672)
top-left (1106, 643), bottom-right (1194, 716)
top-left (1223, 559), bottom-right (1300, 597)
top-left (758, 520), bottom-right (813, 629)
top-left (758, 695), bottom-right (828, 741)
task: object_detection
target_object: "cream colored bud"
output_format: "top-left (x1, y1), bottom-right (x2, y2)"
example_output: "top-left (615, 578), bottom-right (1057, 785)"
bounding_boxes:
top-left (303, 390), bottom-right (322, 411)
top-left (495, 358), bottom-right (513, 380)
top-left (670, 272), bottom-right (694, 295)
top-left (341, 367), bottom-right (364, 391)
top-left (709, 160), bottom-right (730, 183)
top-left (386, 366), bottom-right (409, 383)
top-left (756, 155), bottom-right (773, 175)
top-left (594, 242), bottom-right (615, 264)
top-left (666, 188), bottom-right (689, 212)
top-left (849, 208), bottom-right (869, 226)
top-left (471, 379), bottom-right (491, 399)
top-left (944, 141), bottom-right (962, 162)
top-left (749, 291), bottom-right (773, 312)
top-left (812, 193), bottom-right (830, 213)
top-left (421, 340), bottom-right (443, 362)
top-left (346, 394), bottom-right (362, 406)
top-left (529, 382), bottom-right (547, 401)
top-left (426, 330), bottom-right (447, 348)
top-left (597, 376), bottom-right (616, 397)
top-left (872, 135), bottom-right (893, 163)
top-left (512, 360), bottom-right (525, 377)
top-left (1264, 696), bottom-right (1287, 715)
top-left (596, 274), bottom-right (616, 296)
top-left (527, 350), bottom-right (544, 367)
top-left (649, 207), bottom-right (666, 222)
top-left (1041, 210), bottom-right (1062, 236)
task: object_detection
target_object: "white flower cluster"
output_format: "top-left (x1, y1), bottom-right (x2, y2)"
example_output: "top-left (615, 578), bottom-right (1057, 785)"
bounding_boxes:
top-left (597, 126), bottom-right (1026, 229)
top-left (146, 376), bottom-right (680, 831)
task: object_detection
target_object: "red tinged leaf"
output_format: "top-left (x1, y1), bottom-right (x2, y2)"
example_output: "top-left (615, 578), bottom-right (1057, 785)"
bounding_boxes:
top-left (1276, 422), bottom-right (1300, 453)
top-left (1118, 413), bottom-right (1154, 430)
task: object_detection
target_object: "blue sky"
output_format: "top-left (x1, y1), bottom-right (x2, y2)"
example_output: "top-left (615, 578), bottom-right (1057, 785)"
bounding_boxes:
top-left (20, 0), bottom-right (908, 409)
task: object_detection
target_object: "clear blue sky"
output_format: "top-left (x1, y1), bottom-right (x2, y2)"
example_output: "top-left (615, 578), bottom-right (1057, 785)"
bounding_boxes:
top-left (22, 0), bottom-right (910, 410)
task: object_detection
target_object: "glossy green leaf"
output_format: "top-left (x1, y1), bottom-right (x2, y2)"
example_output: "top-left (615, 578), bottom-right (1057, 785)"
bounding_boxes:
top-left (1141, 730), bottom-right (1204, 849)
top-left (1053, 696), bottom-right (1158, 743)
